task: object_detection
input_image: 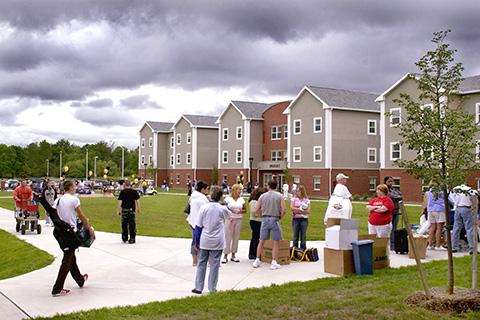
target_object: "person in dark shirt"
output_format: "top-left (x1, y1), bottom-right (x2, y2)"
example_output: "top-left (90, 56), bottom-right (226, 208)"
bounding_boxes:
top-left (117, 180), bottom-right (141, 244)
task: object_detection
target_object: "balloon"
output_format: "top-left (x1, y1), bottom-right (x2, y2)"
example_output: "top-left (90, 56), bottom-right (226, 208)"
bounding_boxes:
top-left (64, 166), bottom-right (69, 172)
top-left (134, 178), bottom-right (139, 184)
top-left (89, 171), bottom-right (93, 176)
top-left (104, 168), bottom-right (109, 174)
top-left (103, 174), bottom-right (108, 179)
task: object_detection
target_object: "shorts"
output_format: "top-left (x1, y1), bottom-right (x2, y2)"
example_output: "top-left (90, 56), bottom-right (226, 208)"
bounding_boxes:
top-left (428, 211), bottom-right (446, 224)
top-left (368, 222), bottom-right (392, 238)
top-left (260, 216), bottom-right (283, 241)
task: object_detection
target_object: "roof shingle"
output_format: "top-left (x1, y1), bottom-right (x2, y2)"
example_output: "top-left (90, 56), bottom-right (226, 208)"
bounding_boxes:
top-left (183, 114), bottom-right (218, 128)
top-left (231, 101), bottom-right (276, 119)
top-left (459, 75), bottom-right (480, 93)
top-left (146, 121), bottom-right (174, 132)
top-left (307, 86), bottom-right (379, 112)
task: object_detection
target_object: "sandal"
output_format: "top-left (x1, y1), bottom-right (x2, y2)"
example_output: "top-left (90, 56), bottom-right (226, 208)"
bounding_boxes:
top-left (230, 257), bottom-right (240, 263)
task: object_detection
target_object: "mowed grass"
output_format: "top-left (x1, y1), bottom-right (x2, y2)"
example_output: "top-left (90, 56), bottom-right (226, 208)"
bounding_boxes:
top-left (0, 229), bottom-right (54, 280)
top-left (36, 256), bottom-right (479, 320)
top-left (0, 193), bottom-right (422, 241)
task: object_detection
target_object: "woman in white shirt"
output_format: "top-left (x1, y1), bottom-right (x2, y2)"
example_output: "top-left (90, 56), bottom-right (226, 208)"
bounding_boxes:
top-left (223, 184), bottom-right (246, 263)
top-left (187, 181), bottom-right (209, 266)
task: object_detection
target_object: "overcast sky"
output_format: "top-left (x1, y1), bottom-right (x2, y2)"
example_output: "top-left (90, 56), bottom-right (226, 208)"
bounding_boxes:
top-left (0, 0), bottom-right (479, 148)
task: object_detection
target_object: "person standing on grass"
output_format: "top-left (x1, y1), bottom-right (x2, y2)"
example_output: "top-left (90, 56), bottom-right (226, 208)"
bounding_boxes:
top-left (51, 180), bottom-right (95, 296)
top-left (248, 187), bottom-right (266, 260)
top-left (366, 184), bottom-right (394, 238)
top-left (425, 181), bottom-right (446, 250)
top-left (187, 181), bottom-right (210, 266)
top-left (192, 186), bottom-right (230, 294)
top-left (117, 180), bottom-right (141, 244)
top-left (450, 184), bottom-right (478, 254)
top-left (222, 184), bottom-right (246, 263)
top-left (384, 176), bottom-right (403, 248)
top-left (41, 179), bottom-right (57, 226)
top-left (290, 185), bottom-right (311, 250)
top-left (253, 180), bottom-right (286, 270)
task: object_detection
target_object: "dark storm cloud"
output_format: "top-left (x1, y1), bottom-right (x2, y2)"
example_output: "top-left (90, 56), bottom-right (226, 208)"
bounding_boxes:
top-left (73, 107), bottom-right (141, 127)
top-left (0, 0), bottom-right (478, 101)
top-left (119, 94), bottom-right (162, 109)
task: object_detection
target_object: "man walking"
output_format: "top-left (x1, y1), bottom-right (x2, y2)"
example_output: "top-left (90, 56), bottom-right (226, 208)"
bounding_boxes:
top-left (450, 184), bottom-right (478, 254)
top-left (117, 180), bottom-right (141, 244)
top-left (252, 180), bottom-right (286, 270)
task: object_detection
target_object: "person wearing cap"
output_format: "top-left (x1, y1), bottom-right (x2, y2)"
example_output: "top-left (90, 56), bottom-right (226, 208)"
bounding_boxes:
top-left (333, 173), bottom-right (352, 201)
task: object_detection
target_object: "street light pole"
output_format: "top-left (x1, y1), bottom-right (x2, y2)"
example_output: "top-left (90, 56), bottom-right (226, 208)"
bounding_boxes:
top-left (59, 151), bottom-right (62, 178)
top-left (249, 157), bottom-right (254, 184)
top-left (94, 156), bottom-right (98, 181)
top-left (121, 147), bottom-right (125, 179)
top-left (85, 149), bottom-right (89, 181)
top-left (46, 159), bottom-right (49, 177)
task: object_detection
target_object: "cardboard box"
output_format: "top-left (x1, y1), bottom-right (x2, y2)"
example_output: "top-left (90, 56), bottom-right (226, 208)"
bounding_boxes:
top-left (263, 240), bottom-right (290, 250)
top-left (261, 248), bottom-right (290, 265)
top-left (358, 234), bottom-right (390, 269)
top-left (323, 247), bottom-right (354, 275)
top-left (408, 235), bottom-right (428, 259)
top-left (325, 219), bottom-right (359, 250)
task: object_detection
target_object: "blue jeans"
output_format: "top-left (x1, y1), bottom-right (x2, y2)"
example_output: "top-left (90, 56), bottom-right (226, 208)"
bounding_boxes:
top-left (292, 218), bottom-right (308, 250)
top-left (452, 207), bottom-right (474, 251)
top-left (194, 249), bottom-right (222, 293)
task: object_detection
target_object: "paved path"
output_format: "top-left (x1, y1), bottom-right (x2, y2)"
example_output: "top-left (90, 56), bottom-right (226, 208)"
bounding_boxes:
top-left (0, 207), bottom-right (469, 319)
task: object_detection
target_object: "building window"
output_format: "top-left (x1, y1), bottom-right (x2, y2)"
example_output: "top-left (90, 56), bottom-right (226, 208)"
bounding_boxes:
top-left (313, 176), bottom-right (321, 191)
top-left (476, 103), bottom-right (480, 123)
top-left (271, 150), bottom-right (282, 161)
top-left (389, 108), bottom-right (401, 126)
top-left (293, 147), bottom-right (301, 162)
top-left (293, 120), bottom-right (301, 135)
top-left (368, 177), bottom-right (377, 191)
top-left (236, 150), bottom-right (242, 164)
top-left (313, 117), bottom-right (322, 133)
top-left (390, 142), bottom-right (401, 160)
top-left (368, 120), bottom-right (377, 135)
top-left (176, 133), bottom-right (181, 145)
top-left (271, 126), bottom-right (281, 140)
top-left (175, 175), bottom-right (180, 184)
top-left (283, 125), bottom-right (288, 139)
top-left (170, 137), bottom-right (174, 148)
top-left (170, 155), bottom-right (174, 166)
top-left (141, 155), bottom-right (145, 165)
top-left (186, 175), bottom-right (190, 184)
top-left (367, 148), bottom-right (377, 163)
top-left (149, 137), bottom-right (153, 147)
top-left (186, 132), bottom-right (191, 144)
top-left (141, 138), bottom-right (145, 148)
top-left (176, 153), bottom-right (181, 165)
top-left (148, 155), bottom-right (153, 165)
top-left (222, 128), bottom-right (229, 141)
top-left (222, 151), bottom-right (228, 164)
top-left (393, 177), bottom-right (401, 190)
top-left (313, 146), bottom-right (322, 162)
top-left (236, 126), bottom-right (242, 140)
top-left (293, 176), bottom-right (300, 184)
top-left (186, 153), bottom-right (191, 164)
top-left (222, 174), bottom-right (228, 183)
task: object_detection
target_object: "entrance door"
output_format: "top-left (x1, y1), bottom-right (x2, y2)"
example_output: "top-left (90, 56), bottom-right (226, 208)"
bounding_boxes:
top-left (277, 174), bottom-right (285, 192)
top-left (263, 173), bottom-right (273, 188)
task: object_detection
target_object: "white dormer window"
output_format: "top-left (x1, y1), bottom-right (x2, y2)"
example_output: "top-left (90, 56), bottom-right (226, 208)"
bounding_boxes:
top-left (186, 132), bottom-right (191, 144)
top-left (389, 108), bottom-right (401, 126)
top-left (313, 117), bottom-right (322, 133)
top-left (368, 120), bottom-right (377, 135)
top-left (176, 133), bottom-right (181, 145)
top-left (236, 127), bottom-right (242, 140)
top-left (141, 138), bottom-right (145, 148)
top-left (222, 128), bottom-right (229, 141)
top-left (149, 137), bottom-right (153, 147)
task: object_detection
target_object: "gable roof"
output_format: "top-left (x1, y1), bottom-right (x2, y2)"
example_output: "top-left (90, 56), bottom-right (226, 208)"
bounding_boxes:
top-left (459, 75), bottom-right (480, 93)
top-left (173, 114), bottom-right (218, 129)
top-left (284, 85), bottom-right (379, 114)
top-left (216, 100), bottom-right (276, 123)
top-left (145, 121), bottom-right (174, 132)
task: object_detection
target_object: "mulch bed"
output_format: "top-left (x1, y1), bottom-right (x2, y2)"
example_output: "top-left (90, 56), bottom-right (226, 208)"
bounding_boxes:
top-left (405, 287), bottom-right (480, 313)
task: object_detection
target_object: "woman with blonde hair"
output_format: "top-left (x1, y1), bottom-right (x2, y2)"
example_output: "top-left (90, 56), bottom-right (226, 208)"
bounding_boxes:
top-left (366, 184), bottom-right (394, 238)
top-left (290, 185), bottom-right (311, 250)
top-left (223, 184), bottom-right (246, 263)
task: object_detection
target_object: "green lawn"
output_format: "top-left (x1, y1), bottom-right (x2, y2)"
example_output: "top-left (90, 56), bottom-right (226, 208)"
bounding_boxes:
top-left (0, 229), bottom-right (54, 280)
top-left (36, 256), bottom-right (479, 320)
top-left (0, 194), bottom-right (421, 241)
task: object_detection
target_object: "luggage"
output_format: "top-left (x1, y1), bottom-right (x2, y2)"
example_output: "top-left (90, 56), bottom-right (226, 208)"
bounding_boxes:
top-left (290, 247), bottom-right (319, 262)
top-left (394, 229), bottom-right (408, 254)
top-left (305, 248), bottom-right (319, 261)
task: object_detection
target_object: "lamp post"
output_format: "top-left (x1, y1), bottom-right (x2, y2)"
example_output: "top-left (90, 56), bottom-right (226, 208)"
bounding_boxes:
top-left (144, 163), bottom-right (147, 179)
top-left (249, 157), bottom-right (254, 184)
top-left (46, 159), bottom-right (49, 177)
top-left (59, 151), bottom-right (62, 178)
top-left (85, 149), bottom-right (89, 181)
top-left (94, 156), bottom-right (98, 181)
top-left (121, 147), bottom-right (125, 179)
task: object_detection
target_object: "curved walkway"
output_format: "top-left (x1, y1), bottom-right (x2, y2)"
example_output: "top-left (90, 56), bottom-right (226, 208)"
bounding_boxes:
top-left (0, 207), bottom-right (470, 319)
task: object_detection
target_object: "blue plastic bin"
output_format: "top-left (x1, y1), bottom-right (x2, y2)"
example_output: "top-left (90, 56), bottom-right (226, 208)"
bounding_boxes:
top-left (351, 240), bottom-right (374, 275)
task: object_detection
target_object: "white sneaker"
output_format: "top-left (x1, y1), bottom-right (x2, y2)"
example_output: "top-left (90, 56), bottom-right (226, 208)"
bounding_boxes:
top-left (270, 261), bottom-right (281, 270)
top-left (252, 258), bottom-right (261, 268)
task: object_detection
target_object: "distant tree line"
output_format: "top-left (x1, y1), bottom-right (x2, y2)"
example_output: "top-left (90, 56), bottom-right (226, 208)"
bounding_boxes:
top-left (0, 139), bottom-right (139, 179)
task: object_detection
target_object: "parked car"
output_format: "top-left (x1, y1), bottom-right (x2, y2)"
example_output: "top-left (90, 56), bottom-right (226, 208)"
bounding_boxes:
top-left (6, 179), bottom-right (19, 190)
top-left (77, 186), bottom-right (94, 195)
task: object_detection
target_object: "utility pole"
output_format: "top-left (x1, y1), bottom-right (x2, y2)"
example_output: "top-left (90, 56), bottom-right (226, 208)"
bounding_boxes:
top-left (94, 156), bottom-right (98, 181)
top-left (59, 151), bottom-right (62, 178)
top-left (46, 159), bottom-right (49, 177)
top-left (121, 147), bottom-right (125, 179)
top-left (85, 149), bottom-right (89, 181)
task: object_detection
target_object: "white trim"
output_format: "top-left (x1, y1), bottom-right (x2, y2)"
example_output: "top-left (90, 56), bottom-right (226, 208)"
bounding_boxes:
top-left (148, 137), bottom-right (153, 147)
top-left (176, 133), bottom-right (181, 145)
top-left (236, 150), bottom-right (242, 164)
top-left (283, 86), bottom-right (331, 114)
top-left (375, 73), bottom-right (412, 102)
top-left (172, 130), bottom-right (176, 169)
top-left (170, 137), bottom-right (174, 148)
top-left (141, 138), bottom-right (145, 148)
top-left (368, 176), bottom-right (377, 192)
top-left (271, 150), bottom-right (282, 161)
top-left (313, 146), bottom-right (322, 162)
top-left (313, 117), bottom-right (322, 133)
top-left (325, 108), bottom-right (333, 168)
top-left (313, 176), bottom-right (321, 191)
top-left (286, 114), bottom-right (291, 166)
top-left (390, 142), bottom-right (401, 161)
top-left (176, 153), bottom-right (181, 165)
top-left (283, 125), bottom-right (288, 140)
top-left (271, 126), bottom-right (281, 140)
top-left (153, 134), bottom-right (158, 168)
top-left (222, 151), bottom-right (229, 164)
top-left (367, 119), bottom-right (377, 135)
top-left (379, 101), bottom-right (386, 168)
top-left (186, 132), bottom-right (191, 144)
top-left (186, 153), bottom-right (192, 165)
top-left (236, 126), bottom-right (243, 140)
top-left (389, 108), bottom-right (401, 127)
top-left (218, 124), bottom-right (222, 169)
top-left (243, 120), bottom-right (251, 168)
top-left (293, 119), bottom-right (301, 135)
top-left (293, 147), bottom-right (301, 162)
top-left (216, 102), bottom-right (247, 124)
top-left (222, 128), bottom-right (229, 141)
top-left (367, 147), bottom-right (377, 163)
top-left (192, 128), bottom-right (198, 169)
top-left (476, 103), bottom-right (480, 124)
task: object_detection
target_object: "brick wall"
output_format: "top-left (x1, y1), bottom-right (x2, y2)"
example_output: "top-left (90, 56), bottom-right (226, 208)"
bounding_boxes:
top-left (380, 169), bottom-right (423, 203)
top-left (262, 101), bottom-right (289, 161)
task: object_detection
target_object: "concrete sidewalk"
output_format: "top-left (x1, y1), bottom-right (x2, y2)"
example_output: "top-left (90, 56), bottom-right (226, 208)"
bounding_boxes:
top-left (0, 207), bottom-right (470, 319)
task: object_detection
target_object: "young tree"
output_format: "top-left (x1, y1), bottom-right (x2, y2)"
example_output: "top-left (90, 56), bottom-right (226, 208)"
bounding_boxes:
top-left (392, 30), bottom-right (479, 294)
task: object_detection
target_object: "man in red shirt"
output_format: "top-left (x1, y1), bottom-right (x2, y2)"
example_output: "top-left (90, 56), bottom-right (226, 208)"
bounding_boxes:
top-left (13, 179), bottom-right (33, 210)
top-left (366, 184), bottom-right (394, 238)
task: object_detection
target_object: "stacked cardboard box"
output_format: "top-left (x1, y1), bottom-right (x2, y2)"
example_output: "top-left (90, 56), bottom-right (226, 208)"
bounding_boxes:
top-left (408, 235), bottom-right (428, 259)
top-left (261, 240), bottom-right (291, 265)
top-left (358, 234), bottom-right (390, 269)
top-left (323, 218), bottom-right (358, 275)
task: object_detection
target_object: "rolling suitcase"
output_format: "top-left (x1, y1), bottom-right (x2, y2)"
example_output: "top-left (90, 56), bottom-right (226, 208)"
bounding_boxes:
top-left (394, 228), bottom-right (409, 254)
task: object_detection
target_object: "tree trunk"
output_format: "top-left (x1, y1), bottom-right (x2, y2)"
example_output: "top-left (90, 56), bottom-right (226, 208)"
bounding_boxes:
top-left (443, 189), bottom-right (454, 294)
top-left (472, 195), bottom-right (478, 290)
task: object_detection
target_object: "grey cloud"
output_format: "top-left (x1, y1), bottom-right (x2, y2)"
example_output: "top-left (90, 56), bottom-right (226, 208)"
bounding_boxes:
top-left (73, 107), bottom-right (141, 127)
top-left (119, 94), bottom-right (162, 109)
top-left (87, 98), bottom-right (113, 108)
